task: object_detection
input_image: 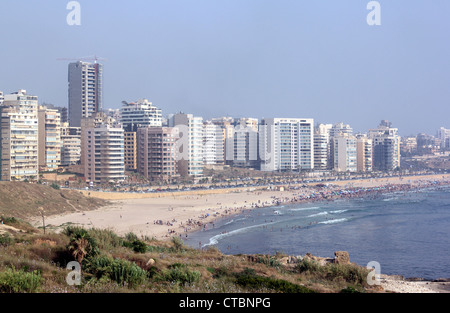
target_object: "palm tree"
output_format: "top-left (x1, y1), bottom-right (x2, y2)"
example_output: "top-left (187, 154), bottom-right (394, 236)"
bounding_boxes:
top-left (68, 235), bottom-right (91, 265)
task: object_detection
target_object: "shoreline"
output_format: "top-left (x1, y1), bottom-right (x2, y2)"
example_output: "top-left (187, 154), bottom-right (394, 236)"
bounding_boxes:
top-left (31, 173), bottom-right (450, 293)
top-left (38, 174), bottom-right (450, 241)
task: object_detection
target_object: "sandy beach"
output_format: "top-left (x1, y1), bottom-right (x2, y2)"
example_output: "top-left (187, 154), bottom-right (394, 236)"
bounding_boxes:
top-left (33, 173), bottom-right (450, 293)
top-left (38, 173), bottom-right (450, 241)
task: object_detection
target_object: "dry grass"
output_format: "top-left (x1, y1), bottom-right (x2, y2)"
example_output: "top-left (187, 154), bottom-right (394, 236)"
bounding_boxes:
top-left (0, 182), bottom-right (108, 219)
top-left (0, 223), bottom-right (375, 293)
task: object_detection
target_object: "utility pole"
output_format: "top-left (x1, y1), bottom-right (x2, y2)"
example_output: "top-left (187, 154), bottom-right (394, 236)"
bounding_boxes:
top-left (39, 207), bottom-right (46, 234)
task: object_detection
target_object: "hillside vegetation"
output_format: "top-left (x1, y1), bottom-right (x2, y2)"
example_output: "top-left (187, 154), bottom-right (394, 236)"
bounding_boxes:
top-left (0, 182), bottom-right (107, 219)
top-left (0, 217), bottom-right (381, 293)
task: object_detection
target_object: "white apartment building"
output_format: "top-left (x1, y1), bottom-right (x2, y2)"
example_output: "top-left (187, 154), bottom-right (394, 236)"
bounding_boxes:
top-left (0, 90), bottom-right (39, 181)
top-left (83, 124), bottom-right (125, 184)
top-left (369, 121), bottom-right (401, 171)
top-left (38, 106), bottom-right (61, 171)
top-left (60, 123), bottom-right (81, 166)
top-left (330, 122), bottom-right (353, 138)
top-left (68, 61), bottom-right (103, 127)
top-left (120, 99), bottom-right (162, 130)
top-left (225, 123), bottom-right (259, 168)
top-left (168, 113), bottom-right (203, 177)
top-left (313, 124), bottom-right (332, 171)
top-left (437, 127), bottom-right (450, 150)
top-left (203, 121), bottom-right (224, 165)
top-left (259, 118), bottom-right (314, 172)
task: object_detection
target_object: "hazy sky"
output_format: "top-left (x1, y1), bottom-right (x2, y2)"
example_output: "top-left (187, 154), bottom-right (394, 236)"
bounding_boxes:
top-left (0, 0), bottom-right (449, 135)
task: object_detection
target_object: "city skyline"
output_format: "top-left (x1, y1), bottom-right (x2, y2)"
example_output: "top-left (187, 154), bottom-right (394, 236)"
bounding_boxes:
top-left (1, 1), bottom-right (449, 136)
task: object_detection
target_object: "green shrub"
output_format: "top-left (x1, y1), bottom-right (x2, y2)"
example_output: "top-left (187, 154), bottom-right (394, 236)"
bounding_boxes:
top-left (171, 236), bottom-right (184, 251)
top-left (50, 183), bottom-right (60, 190)
top-left (123, 239), bottom-right (148, 253)
top-left (255, 255), bottom-right (281, 268)
top-left (235, 271), bottom-right (315, 293)
top-left (340, 286), bottom-right (361, 293)
top-left (109, 258), bottom-right (148, 287)
top-left (125, 232), bottom-right (139, 242)
top-left (157, 266), bottom-right (201, 285)
top-left (85, 255), bottom-right (147, 287)
top-left (295, 258), bottom-right (369, 286)
top-left (88, 228), bottom-right (124, 251)
top-left (146, 245), bottom-right (172, 253)
top-left (0, 216), bottom-right (18, 224)
top-left (0, 268), bottom-right (42, 293)
top-left (0, 234), bottom-right (13, 247)
top-left (325, 264), bottom-right (369, 285)
top-left (295, 258), bottom-right (322, 274)
top-left (208, 266), bottom-right (230, 278)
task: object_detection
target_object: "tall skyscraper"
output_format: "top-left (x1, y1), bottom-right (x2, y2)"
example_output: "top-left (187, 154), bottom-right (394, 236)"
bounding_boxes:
top-left (68, 61), bottom-right (103, 127)
top-left (259, 118), bottom-right (314, 172)
top-left (0, 90), bottom-right (39, 181)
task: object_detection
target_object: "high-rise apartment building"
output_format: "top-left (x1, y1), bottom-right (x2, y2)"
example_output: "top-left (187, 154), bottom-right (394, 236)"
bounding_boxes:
top-left (259, 118), bottom-right (314, 172)
top-left (120, 99), bottom-right (162, 130)
top-left (0, 90), bottom-right (39, 181)
top-left (330, 122), bottom-right (353, 138)
top-left (330, 133), bottom-right (357, 172)
top-left (203, 121), bottom-right (225, 165)
top-left (80, 112), bottom-right (117, 167)
top-left (313, 124), bottom-right (332, 171)
top-left (60, 123), bottom-right (81, 166)
top-left (68, 61), bottom-right (103, 127)
top-left (137, 127), bottom-right (179, 182)
top-left (437, 127), bottom-right (450, 150)
top-left (225, 119), bottom-right (259, 168)
top-left (124, 131), bottom-right (137, 171)
top-left (210, 117), bottom-right (258, 168)
top-left (83, 124), bottom-right (125, 184)
top-left (38, 106), bottom-right (61, 171)
top-left (369, 121), bottom-right (401, 171)
top-left (356, 134), bottom-right (373, 172)
top-left (168, 113), bottom-right (203, 177)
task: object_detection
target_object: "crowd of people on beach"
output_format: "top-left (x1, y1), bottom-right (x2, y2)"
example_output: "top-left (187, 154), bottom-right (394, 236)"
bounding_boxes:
top-left (153, 179), bottom-right (450, 239)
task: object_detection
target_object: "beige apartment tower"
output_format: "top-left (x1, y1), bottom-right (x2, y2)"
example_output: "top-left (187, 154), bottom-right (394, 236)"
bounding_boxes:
top-left (60, 123), bottom-right (81, 166)
top-left (83, 124), bottom-right (125, 184)
top-left (0, 90), bottom-right (39, 181)
top-left (124, 131), bottom-right (137, 171)
top-left (38, 106), bottom-right (61, 171)
top-left (137, 127), bottom-right (179, 182)
top-left (356, 135), bottom-right (373, 172)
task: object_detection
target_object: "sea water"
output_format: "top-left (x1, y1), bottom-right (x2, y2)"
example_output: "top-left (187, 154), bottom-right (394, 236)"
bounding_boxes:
top-left (184, 185), bottom-right (450, 280)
